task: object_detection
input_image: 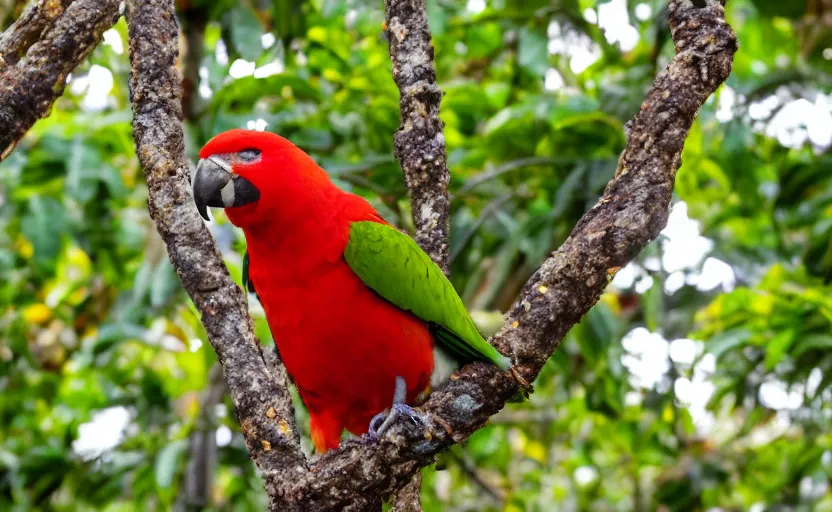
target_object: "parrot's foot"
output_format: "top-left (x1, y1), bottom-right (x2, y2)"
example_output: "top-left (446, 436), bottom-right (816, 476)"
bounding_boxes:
top-left (368, 403), bottom-right (423, 439)
top-left (368, 376), bottom-right (423, 439)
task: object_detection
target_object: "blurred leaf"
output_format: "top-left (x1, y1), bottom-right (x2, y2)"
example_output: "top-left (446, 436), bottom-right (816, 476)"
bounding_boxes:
top-left (793, 334), bottom-right (832, 358)
top-left (517, 27), bottom-right (548, 77)
top-left (707, 329), bottom-right (751, 360)
top-left (154, 439), bottom-right (188, 490)
top-left (764, 330), bottom-right (795, 370)
top-left (21, 196), bottom-right (66, 266)
top-left (229, 5), bottom-right (265, 61)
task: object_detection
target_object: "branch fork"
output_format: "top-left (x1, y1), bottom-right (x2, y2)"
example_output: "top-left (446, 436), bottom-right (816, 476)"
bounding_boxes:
top-left (0, 0), bottom-right (738, 509)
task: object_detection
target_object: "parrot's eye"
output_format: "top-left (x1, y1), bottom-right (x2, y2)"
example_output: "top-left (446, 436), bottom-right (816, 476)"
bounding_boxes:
top-left (239, 148), bottom-right (261, 162)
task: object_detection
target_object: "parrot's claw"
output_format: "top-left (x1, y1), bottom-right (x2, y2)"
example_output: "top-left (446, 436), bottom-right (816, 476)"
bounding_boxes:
top-left (368, 403), bottom-right (422, 439)
top-left (368, 376), bottom-right (422, 440)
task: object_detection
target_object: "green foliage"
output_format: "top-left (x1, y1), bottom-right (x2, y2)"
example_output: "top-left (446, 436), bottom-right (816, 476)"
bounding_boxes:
top-left (1, 0), bottom-right (831, 510)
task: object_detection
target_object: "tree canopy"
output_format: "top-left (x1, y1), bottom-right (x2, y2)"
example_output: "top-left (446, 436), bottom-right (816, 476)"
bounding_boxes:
top-left (0, 0), bottom-right (829, 510)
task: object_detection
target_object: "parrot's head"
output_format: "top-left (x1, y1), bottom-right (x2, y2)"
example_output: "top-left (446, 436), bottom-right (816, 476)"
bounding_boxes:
top-left (192, 129), bottom-right (332, 228)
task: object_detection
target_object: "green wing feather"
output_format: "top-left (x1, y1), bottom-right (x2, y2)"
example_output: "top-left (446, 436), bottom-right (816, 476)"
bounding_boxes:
top-left (344, 221), bottom-right (512, 371)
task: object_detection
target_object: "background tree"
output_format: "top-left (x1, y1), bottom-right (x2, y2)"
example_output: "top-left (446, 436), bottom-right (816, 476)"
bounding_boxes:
top-left (0, 0), bottom-right (828, 510)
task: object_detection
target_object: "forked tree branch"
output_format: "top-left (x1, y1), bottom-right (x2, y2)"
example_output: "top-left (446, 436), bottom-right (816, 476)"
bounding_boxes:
top-left (266, 0), bottom-right (736, 509)
top-left (127, 0), bottom-right (735, 509)
top-left (0, 0), bottom-right (736, 509)
top-left (0, 0), bottom-right (119, 160)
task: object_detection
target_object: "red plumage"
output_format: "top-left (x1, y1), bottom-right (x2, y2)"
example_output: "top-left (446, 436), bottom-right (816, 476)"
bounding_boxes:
top-left (200, 130), bottom-right (434, 452)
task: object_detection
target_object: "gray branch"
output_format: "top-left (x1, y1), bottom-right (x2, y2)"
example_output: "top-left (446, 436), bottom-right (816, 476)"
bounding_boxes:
top-left (384, 1), bottom-right (453, 507)
top-left (0, 0), bottom-right (118, 160)
top-left (124, 0), bottom-right (306, 485)
top-left (384, 0), bottom-right (451, 273)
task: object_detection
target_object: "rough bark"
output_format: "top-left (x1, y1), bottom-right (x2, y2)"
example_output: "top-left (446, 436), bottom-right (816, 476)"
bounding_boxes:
top-left (0, 0), bottom-right (118, 160)
top-left (0, 0), bottom-right (73, 67)
top-left (384, 0), bottom-right (451, 273)
top-left (125, 0), bottom-right (306, 482)
top-left (391, 472), bottom-right (423, 512)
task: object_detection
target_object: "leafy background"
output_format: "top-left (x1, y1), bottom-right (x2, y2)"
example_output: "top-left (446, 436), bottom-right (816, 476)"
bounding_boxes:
top-left (1, 0), bottom-right (831, 510)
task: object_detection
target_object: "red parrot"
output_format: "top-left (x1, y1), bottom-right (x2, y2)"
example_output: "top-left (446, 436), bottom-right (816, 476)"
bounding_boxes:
top-left (192, 129), bottom-right (511, 452)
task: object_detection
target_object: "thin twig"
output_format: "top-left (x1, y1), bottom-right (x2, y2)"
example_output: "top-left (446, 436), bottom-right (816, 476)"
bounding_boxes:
top-left (448, 448), bottom-right (505, 504)
top-left (455, 157), bottom-right (564, 197)
top-left (449, 193), bottom-right (515, 264)
top-left (489, 408), bottom-right (557, 425)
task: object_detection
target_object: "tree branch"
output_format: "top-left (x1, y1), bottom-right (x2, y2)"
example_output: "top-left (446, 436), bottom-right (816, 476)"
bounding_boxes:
top-left (0, 0), bottom-right (734, 509)
top-left (267, 1), bottom-right (736, 509)
top-left (391, 472), bottom-right (423, 512)
top-left (385, 2), bottom-right (452, 506)
top-left (0, 0), bottom-right (73, 67)
top-left (384, 0), bottom-right (451, 273)
top-left (0, 0), bottom-right (118, 160)
top-left (125, 0), bottom-right (306, 487)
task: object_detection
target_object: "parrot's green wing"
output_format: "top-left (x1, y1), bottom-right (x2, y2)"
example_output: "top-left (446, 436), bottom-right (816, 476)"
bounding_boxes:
top-left (344, 221), bottom-right (512, 371)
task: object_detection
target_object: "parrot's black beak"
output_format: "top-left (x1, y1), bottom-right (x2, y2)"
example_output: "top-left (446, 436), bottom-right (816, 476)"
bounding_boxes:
top-left (192, 156), bottom-right (260, 221)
